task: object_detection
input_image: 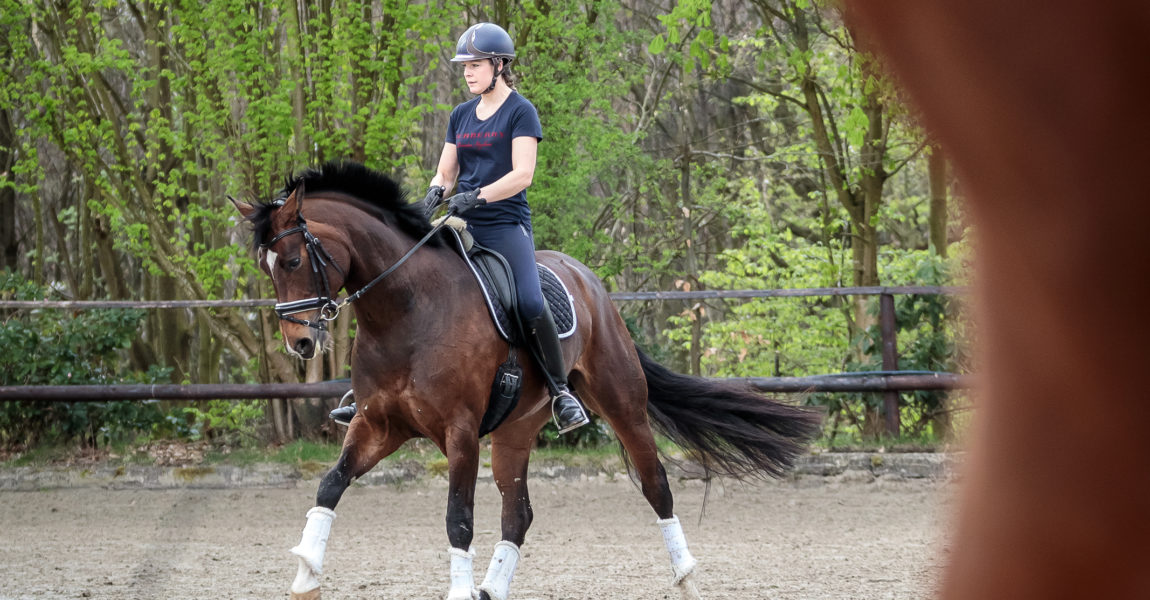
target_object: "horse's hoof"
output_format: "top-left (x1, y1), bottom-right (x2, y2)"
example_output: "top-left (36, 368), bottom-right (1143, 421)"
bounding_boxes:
top-left (477, 592), bottom-right (491, 600)
top-left (676, 574), bottom-right (702, 600)
top-left (290, 588), bottom-right (321, 600)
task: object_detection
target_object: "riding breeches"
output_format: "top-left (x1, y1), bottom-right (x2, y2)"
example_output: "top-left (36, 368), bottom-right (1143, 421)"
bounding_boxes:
top-left (466, 220), bottom-right (545, 321)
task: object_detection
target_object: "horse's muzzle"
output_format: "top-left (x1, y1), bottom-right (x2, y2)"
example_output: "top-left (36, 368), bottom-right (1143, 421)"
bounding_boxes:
top-left (293, 337), bottom-right (317, 359)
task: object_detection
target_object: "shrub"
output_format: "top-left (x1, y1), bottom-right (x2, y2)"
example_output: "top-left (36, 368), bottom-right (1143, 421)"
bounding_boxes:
top-left (0, 271), bottom-right (175, 449)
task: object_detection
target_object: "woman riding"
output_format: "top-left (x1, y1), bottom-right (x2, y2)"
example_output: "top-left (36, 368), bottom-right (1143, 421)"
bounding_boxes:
top-left (331, 22), bottom-right (589, 434)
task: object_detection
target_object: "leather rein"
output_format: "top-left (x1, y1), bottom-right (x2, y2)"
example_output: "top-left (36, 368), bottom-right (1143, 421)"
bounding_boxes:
top-left (262, 187), bottom-right (448, 331)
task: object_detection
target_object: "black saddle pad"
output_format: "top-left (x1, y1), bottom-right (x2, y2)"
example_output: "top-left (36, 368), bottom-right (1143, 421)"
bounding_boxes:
top-left (447, 229), bottom-right (577, 343)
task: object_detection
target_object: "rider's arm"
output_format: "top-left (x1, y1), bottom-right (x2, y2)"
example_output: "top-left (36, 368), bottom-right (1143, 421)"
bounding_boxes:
top-left (476, 136), bottom-right (538, 203)
top-left (431, 142), bottom-right (459, 193)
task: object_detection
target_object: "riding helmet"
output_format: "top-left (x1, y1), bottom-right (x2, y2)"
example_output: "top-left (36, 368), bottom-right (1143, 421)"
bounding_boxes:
top-left (451, 23), bottom-right (516, 62)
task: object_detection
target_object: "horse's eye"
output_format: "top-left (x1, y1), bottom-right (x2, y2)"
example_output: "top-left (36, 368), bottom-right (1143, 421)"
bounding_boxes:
top-left (286, 257), bottom-right (302, 270)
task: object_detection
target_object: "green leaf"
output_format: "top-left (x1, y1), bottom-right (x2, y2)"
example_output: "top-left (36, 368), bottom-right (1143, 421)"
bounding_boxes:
top-left (846, 105), bottom-right (869, 148)
top-left (649, 34), bottom-right (667, 55)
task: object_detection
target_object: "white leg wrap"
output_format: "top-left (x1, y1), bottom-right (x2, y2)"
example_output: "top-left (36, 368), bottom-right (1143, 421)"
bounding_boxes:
top-left (657, 515), bottom-right (697, 585)
top-left (477, 541), bottom-right (521, 600)
top-left (291, 558), bottom-right (320, 596)
top-left (289, 507), bottom-right (336, 594)
top-left (446, 546), bottom-right (477, 600)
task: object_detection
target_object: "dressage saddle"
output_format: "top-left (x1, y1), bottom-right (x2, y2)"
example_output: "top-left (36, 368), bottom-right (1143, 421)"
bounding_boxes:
top-left (440, 222), bottom-right (578, 435)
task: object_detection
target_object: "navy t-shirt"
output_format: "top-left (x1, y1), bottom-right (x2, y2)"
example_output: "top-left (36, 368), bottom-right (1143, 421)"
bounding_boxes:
top-left (446, 91), bottom-right (543, 226)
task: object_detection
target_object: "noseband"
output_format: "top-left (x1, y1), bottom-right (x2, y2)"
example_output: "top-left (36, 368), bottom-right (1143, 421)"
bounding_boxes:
top-left (262, 212), bottom-right (346, 331)
top-left (263, 189), bottom-right (448, 332)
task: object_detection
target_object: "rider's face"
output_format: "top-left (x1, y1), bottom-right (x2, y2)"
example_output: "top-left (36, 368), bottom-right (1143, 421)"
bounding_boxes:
top-left (462, 60), bottom-right (494, 94)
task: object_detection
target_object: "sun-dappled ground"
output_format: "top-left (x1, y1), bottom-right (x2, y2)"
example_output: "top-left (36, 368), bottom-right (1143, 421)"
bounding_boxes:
top-left (0, 476), bottom-right (950, 599)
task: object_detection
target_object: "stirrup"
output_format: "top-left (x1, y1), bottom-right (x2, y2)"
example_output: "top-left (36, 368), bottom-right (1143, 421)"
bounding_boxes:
top-left (551, 389), bottom-right (589, 434)
top-left (329, 390), bottom-right (356, 427)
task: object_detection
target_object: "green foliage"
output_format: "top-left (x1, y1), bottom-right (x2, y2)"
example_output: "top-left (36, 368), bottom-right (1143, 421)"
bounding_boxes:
top-left (179, 400), bottom-right (264, 443)
top-left (2, 0), bottom-right (966, 450)
top-left (0, 271), bottom-right (176, 448)
top-left (535, 416), bottom-right (613, 449)
top-left (651, 0), bottom-right (730, 73)
top-left (665, 176), bottom-right (850, 377)
top-left (510, 0), bottom-right (653, 275)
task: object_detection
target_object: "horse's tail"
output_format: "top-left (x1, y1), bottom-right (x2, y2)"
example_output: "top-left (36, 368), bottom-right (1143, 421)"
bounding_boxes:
top-left (637, 345), bottom-right (823, 479)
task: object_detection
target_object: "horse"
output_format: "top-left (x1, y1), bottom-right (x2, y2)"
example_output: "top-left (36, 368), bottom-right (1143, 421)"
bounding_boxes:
top-left (231, 161), bottom-right (822, 600)
top-left (844, 0), bottom-right (1150, 598)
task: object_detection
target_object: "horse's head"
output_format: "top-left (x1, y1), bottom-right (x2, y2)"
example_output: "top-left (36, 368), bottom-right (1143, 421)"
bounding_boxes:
top-left (232, 185), bottom-right (351, 359)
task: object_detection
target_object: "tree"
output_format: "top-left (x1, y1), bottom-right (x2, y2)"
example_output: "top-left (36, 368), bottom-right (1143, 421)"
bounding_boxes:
top-left (1, 0), bottom-right (961, 445)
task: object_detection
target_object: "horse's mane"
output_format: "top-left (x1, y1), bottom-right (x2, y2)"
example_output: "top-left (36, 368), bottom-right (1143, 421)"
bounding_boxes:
top-left (244, 161), bottom-right (437, 250)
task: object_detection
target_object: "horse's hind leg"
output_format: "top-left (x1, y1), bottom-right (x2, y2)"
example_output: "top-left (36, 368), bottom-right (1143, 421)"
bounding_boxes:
top-left (475, 428), bottom-right (536, 600)
top-left (289, 420), bottom-right (408, 599)
top-left (573, 362), bottom-right (701, 598)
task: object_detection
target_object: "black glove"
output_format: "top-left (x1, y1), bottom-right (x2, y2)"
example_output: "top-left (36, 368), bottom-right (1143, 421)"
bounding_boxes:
top-left (421, 185), bottom-right (445, 218)
top-left (446, 189), bottom-right (486, 216)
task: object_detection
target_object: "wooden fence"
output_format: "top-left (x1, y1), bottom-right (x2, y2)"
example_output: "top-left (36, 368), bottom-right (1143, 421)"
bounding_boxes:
top-left (0, 286), bottom-right (967, 436)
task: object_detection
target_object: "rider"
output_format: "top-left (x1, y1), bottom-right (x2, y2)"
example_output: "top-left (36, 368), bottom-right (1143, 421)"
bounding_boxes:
top-left (330, 22), bottom-right (589, 434)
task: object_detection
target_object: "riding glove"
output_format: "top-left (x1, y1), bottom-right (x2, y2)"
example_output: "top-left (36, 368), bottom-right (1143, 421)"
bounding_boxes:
top-left (422, 185), bottom-right (445, 218)
top-left (446, 189), bottom-right (486, 216)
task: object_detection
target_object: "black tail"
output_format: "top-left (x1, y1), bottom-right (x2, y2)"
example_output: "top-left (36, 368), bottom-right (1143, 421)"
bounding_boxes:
top-left (637, 345), bottom-right (823, 479)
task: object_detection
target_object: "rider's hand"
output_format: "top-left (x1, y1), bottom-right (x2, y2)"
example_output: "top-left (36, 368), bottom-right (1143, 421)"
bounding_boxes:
top-left (422, 185), bottom-right (445, 218)
top-left (446, 189), bottom-right (486, 216)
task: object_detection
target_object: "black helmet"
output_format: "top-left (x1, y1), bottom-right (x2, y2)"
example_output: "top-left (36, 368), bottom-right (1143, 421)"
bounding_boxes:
top-left (451, 23), bottom-right (515, 63)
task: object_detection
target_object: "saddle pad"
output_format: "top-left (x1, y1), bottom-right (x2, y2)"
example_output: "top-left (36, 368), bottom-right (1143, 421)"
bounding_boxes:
top-left (446, 228), bottom-right (577, 343)
top-left (539, 265), bottom-right (576, 336)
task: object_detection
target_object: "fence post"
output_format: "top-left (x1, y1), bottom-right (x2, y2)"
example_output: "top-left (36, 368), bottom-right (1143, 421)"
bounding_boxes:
top-left (880, 293), bottom-right (900, 437)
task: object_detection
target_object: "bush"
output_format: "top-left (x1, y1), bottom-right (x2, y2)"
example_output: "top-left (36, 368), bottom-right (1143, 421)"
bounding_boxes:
top-left (0, 271), bottom-right (175, 449)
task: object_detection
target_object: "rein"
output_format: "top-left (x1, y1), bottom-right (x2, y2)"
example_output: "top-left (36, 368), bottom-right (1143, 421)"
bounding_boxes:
top-left (264, 190), bottom-right (449, 331)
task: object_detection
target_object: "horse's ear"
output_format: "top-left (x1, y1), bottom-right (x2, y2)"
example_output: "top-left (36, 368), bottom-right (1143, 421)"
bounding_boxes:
top-left (230, 195), bottom-right (256, 219)
top-left (280, 185), bottom-right (301, 217)
top-left (289, 180), bottom-right (304, 218)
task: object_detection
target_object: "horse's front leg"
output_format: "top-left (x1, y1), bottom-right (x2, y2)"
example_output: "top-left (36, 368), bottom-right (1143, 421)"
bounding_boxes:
top-left (444, 426), bottom-right (482, 600)
top-left (290, 420), bottom-right (406, 600)
top-left (476, 434), bottom-right (534, 600)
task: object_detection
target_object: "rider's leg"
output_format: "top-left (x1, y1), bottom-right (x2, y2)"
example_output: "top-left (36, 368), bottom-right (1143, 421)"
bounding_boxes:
top-left (469, 220), bottom-right (588, 433)
top-left (524, 305), bottom-right (589, 433)
top-left (329, 389), bottom-right (356, 426)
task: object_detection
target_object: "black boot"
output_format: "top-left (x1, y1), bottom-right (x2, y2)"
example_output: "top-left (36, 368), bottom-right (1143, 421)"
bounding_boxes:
top-left (524, 306), bottom-right (589, 434)
top-left (329, 389), bottom-right (356, 427)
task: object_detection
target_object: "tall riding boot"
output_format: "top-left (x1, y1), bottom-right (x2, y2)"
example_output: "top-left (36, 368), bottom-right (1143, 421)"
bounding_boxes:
top-left (329, 389), bottom-right (356, 426)
top-left (524, 305), bottom-right (590, 434)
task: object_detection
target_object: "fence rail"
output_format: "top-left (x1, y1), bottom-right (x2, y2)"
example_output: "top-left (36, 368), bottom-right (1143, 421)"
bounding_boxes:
top-left (0, 286), bottom-right (967, 435)
top-left (0, 285), bottom-right (963, 310)
top-left (0, 372), bottom-right (969, 403)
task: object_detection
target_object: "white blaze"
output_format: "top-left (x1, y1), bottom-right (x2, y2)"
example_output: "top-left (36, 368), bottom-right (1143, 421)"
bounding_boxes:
top-left (265, 249), bottom-right (279, 280)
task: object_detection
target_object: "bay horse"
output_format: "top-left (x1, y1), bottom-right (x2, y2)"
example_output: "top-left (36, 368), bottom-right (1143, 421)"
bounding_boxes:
top-left (845, 0), bottom-right (1150, 598)
top-left (232, 162), bottom-right (821, 600)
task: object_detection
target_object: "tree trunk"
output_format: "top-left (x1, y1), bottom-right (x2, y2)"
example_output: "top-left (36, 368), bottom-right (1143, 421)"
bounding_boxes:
top-left (0, 109), bottom-right (16, 272)
top-left (927, 144), bottom-right (953, 440)
top-left (292, 355), bottom-right (326, 438)
top-left (929, 145), bottom-right (949, 258)
top-left (797, 10), bottom-right (890, 438)
top-left (284, 0), bottom-right (308, 159)
top-left (156, 276), bottom-right (189, 384)
top-left (680, 140), bottom-right (704, 376)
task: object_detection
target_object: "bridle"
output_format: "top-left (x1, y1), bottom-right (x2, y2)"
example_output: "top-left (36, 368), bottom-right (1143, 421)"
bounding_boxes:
top-left (261, 184), bottom-right (449, 331)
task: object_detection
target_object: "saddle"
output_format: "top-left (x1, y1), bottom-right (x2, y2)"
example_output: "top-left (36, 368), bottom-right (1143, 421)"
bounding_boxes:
top-left (442, 224), bottom-right (577, 344)
top-left (440, 222), bottom-right (578, 435)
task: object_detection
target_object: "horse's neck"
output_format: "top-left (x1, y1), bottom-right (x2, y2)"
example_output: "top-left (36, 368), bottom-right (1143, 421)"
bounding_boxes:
top-left (345, 228), bottom-right (475, 335)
